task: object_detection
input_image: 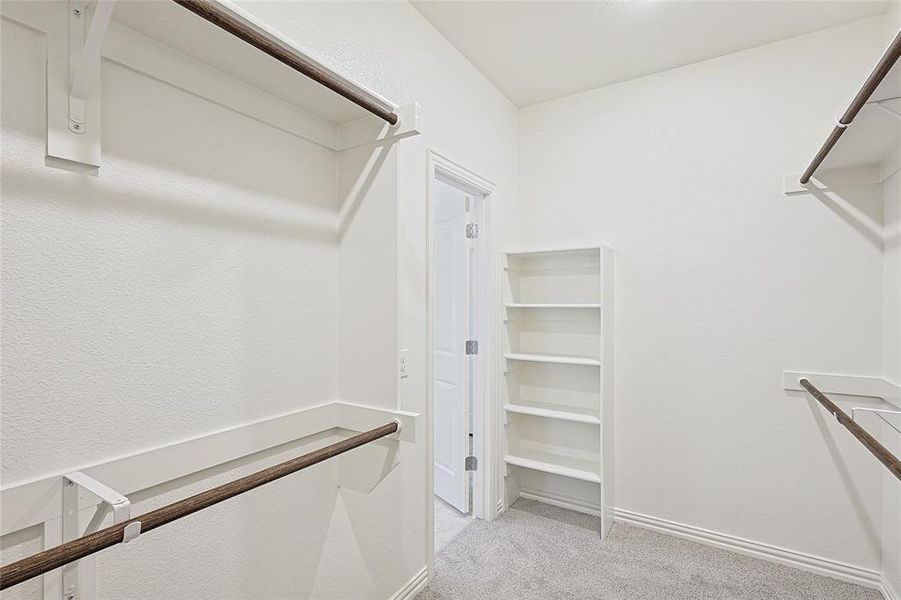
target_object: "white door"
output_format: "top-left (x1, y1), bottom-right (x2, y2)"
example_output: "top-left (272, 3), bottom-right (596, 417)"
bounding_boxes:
top-left (433, 180), bottom-right (472, 512)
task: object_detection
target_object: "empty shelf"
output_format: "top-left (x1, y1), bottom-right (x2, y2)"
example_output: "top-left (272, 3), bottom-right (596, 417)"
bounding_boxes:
top-left (504, 246), bottom-right (600, 257)
top-left (504, 451), bottom-right (601, 483)
top-left (504, 353), bottom-right (600, 367)
top-left (504, 265), bottom-right (599, 272)
top-left (504, 403), bottom-right (600, 425)
top-left (505, 303), bottom-right (601, 309)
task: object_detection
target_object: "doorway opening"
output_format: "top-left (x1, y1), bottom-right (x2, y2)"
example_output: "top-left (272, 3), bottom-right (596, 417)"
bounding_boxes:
top-left (427, 151), bottom-right (495, 562)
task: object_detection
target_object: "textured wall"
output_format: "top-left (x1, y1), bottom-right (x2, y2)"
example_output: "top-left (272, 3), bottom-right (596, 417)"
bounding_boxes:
top-left (1, 12), bottom-right (343, 600)
top-left (234, 2), bottom-right (518, 597)
top-left (1, 0), bottom-right (519, 597)
top-left (880, 5), bottom-right (900, 596)
top-left (516, 17), bottom-right (891, 571)
top-left (882, 168), bottom-right (900, 597)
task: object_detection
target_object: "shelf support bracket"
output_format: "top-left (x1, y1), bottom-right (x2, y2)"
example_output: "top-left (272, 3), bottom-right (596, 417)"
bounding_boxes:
top-left (68, 0), bottom-right (114, 134)
top-left (47, 0), bottom-right (114, 169)
top-left (61, 471), bottom-right (131, 600)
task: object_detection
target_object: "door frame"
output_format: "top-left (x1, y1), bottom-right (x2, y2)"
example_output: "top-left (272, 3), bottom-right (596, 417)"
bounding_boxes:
top-left (426, 149), bottom-right (497, 573)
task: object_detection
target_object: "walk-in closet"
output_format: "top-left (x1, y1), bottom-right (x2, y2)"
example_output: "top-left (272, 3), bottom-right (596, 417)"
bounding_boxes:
top-left (1, 1), bottom-right (899, 599)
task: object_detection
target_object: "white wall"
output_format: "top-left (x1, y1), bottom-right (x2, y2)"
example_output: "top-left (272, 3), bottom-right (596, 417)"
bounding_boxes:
top-left (0, 11), bottom-right (349, 600)
top-left (882, 167), bottom-right (900, 598)
top-left (515, 16), bottom-right (892, 574)
top-left (879, 6), bottom-right (901, 597)
top-left (6, 0), bottom-right (893, 597)
top-left (231, 3), bottom-right (518, 596)
top-left (1, 1), bottom-right (517, 598)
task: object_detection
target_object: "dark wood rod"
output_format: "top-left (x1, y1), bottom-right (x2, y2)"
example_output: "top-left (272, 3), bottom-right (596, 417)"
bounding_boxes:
top-left (171, 0), bottom-right (399, 125)
top-left (799, 28), bottom-right (901, 184)
top-left (800, 378), bottom-right (901, 481)
top-left (0, 421), bottom-right (399, 591)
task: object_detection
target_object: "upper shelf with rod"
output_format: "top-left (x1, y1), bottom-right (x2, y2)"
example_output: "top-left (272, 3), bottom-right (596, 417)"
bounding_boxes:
top-left (785, 27), bottom-right (901, 192)
top-left (798, 378), bottom-right (901, 482)
top-left (138, 0), bottom-right (398, 125)
top-left (0, 0), bottom-right (420, 169)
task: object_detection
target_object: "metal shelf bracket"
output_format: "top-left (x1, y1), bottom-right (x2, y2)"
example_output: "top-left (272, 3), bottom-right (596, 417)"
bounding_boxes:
top-left (61, 471), bottom-right (133, 600)
top-left (63, 471), bottom-right (131, 526)
top-left (46, 0), bottom-right (115, 168)
top-left (67, 0), bottom-right (114, 134)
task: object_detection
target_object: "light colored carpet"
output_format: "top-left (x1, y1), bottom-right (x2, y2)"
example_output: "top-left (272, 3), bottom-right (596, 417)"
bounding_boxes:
top-left (434, 496), bottom-right (474, 553)
top-left (421, 499), bottom-right (881, 600)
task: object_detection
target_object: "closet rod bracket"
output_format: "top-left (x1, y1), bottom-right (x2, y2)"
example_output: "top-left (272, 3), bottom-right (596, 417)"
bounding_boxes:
top-left (60, 470), bottom-right (135, 600)
top-left (63, 471), bottom-right (132, 525)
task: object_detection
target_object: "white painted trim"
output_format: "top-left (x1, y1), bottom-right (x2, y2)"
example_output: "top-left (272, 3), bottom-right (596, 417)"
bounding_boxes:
top-left (430, 153), bottom-right (498, 193)
top-left (0, 401), bottom-right (418, 536)
top-left (615, 508), bottom-right (883, 591)
top-left (519, 487), bottom-right (601, 517)
top-left (425, 149), bottom-right (499, 579)
top-left (388, 566), bottom-right (429, 600)
top-left (882, 574), bottom-right (900, 600)
top-left (508, 495), bottom-right (891, 596)
top-left (783, 371), bottom-right (901, 406)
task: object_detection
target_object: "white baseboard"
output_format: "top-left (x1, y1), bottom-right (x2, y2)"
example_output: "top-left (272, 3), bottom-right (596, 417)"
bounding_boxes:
top-left (882, 575), bottom-right (900, 600)
top-left (389, 566), bottom-right (428, 600)
top-left (519, 487), bottom-right (601, 517)
top-left (614, 508), bottom-right (883, 592)
top-left (496, 493), bottom-right (894, 598)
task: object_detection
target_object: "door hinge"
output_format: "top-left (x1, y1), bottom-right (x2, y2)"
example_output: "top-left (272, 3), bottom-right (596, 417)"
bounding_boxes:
top-left (465, 340), bottom-right (479, 355)
top-left (465, 456), bottom-right (478, 471)
top-left (465, 223), bottom-right (479, 239)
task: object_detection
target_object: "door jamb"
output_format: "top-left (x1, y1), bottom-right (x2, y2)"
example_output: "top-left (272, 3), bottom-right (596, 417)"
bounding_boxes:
top-left (426, 149), bottom-right (497, 577)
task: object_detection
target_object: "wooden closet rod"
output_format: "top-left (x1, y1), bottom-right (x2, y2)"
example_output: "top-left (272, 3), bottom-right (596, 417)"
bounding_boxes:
top-left (172, 0), bottom-right (399, 125)
top-left (800, 379), bottom-right (901, 481)
top-left (0, 421), bottom-right (399, 591)
top-left (799, 29), bottom-right (901, 184)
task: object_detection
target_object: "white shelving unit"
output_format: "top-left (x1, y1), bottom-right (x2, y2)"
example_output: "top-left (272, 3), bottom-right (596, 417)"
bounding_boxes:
top-left (499, 245), bottom-right (615, 538)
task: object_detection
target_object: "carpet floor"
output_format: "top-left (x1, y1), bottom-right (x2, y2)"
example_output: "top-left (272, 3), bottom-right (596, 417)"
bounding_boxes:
top-left (434, 496), bottom-right (474, 553)
top-left (421, 499), bottom-right (881, 600)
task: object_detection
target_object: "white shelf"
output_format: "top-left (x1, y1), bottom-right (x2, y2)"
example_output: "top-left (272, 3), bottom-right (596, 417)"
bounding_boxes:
top-left (504, 353), bottom-right (600, 367)
top-left (504, 265), bottom-right (598, 272)
top-left (503, 245), bottom-right (602, 257)
top-left (505, 303), bottom-right (600, 309)
top-left (504, 403), bottom-right (600, 425)
top-left (504, 450), bottom-right (601, 484)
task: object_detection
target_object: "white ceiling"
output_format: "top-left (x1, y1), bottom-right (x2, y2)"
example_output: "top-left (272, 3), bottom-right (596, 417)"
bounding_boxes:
top-left (411, 0), bottom-right (891, 107)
